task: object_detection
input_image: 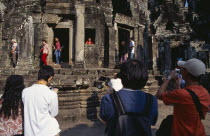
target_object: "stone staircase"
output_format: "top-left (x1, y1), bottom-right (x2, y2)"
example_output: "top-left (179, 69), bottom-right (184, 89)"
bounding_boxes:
top-left (0, 67), bottom-right (161, 125)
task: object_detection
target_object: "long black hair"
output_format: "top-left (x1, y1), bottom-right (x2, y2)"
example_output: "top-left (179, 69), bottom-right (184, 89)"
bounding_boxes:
top-left (0, 75), bottom-right (25, 119)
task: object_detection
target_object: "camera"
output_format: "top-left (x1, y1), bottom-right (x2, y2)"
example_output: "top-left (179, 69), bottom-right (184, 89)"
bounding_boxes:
top-left (49, 86), bottom-right (53, 90)
top-left (175, 68), bottom-right (180, 74)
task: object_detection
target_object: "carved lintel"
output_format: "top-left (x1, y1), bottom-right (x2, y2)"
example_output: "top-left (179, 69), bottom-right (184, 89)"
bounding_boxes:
top-left (42, 13), bottom-right (61, 24)
top-left (115, 13), bottom-right (137, 27)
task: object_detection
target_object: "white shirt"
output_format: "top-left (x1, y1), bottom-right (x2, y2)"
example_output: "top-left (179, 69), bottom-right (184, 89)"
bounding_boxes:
top-left (22, 84), bottom-right (60, 136)
top-left (12, 43), bottom-right (17, 52)
top-left (129, 40), bottom-right (135, 53)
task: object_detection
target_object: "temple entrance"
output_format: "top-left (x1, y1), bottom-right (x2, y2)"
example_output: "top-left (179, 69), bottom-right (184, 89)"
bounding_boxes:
top-left (171, 46), bottom-right (185, 69)
top-left (53, 28), bottom-right (69, 63)
top-left (118, 28), bottom-right (130, 62)
top-left (48, 21), bottom-right (74, 66)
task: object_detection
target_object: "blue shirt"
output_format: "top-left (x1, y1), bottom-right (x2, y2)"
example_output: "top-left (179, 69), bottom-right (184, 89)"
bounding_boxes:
top-left (100, 89), bottom-right (158, 125)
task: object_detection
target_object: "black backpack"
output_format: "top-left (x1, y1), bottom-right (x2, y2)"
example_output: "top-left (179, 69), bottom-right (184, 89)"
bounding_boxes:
top-left (105, 92), bottom-right (153, 136)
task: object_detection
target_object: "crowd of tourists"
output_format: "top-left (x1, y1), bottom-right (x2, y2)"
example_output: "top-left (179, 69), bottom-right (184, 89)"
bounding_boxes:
top-left (1, 57), bottom-right (210, 136)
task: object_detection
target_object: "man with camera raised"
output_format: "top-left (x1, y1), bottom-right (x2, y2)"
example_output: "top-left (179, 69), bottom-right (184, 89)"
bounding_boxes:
top-left (156, 58), bottom-right (210, 136)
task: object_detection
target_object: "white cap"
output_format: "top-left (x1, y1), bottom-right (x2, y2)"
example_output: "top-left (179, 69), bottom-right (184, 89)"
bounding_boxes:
top-left (11, 39), bottom-right (17, 43)
top-left (177, 58), bottom-right (206, 77)
top-left (108, 78), bottom-right (123, 91)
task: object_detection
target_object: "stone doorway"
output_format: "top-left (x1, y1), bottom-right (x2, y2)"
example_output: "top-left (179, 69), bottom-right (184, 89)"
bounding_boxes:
top-left (118, 28), bottom-right (130, 62)
top-left (54, 28), bottom-right (69, 63)
top-left (171, 46), bottom-right (185, 69)
top-left (48, 21), bottom-right (74, 66)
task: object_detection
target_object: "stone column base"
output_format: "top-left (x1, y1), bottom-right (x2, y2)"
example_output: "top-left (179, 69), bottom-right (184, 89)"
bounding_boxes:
top-left (74, 61), bottom-right (85, 69)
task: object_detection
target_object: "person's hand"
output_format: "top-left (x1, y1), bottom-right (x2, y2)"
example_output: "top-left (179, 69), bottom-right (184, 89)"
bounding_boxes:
top-left (168, 70), bottom-right (177, 80)
top-left (53, 88), bottom-right (59, 93)
top-left (174, 76), bottom-right (181, 89)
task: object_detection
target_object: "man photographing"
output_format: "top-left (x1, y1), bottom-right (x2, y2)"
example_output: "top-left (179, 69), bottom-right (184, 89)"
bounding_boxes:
top-left (156, 58), bottom-right (210, 136)
top-left (22, 65), bottom-right (60, 136)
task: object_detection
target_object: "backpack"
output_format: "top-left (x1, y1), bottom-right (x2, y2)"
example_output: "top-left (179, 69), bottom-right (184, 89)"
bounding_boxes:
top-left (106, 92), bottom-right (153, 136)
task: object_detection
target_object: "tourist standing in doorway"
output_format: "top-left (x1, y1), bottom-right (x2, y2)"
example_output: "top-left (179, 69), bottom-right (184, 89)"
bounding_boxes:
top-left (11, 39), bottom-right (19, 68)
top-left (120, 41), bottom-right (128, 63)
top-left (129, 38), bottom-right (135, 59)
top-left (41, 40), bottom-right (49, 66)
top-left (22, 65), bottom-right (60, 136)
top-left (53, 37), bottom-right (62, 65)
top-left (0, 75), bottom-right (25, 136)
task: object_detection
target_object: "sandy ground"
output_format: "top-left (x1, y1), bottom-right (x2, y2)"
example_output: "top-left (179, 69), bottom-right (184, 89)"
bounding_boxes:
top-left (59, 101), bottom-right (210, 136)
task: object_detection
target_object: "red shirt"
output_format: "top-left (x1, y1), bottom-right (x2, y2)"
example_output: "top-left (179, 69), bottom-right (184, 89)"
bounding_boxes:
top-left (162, 85), bottom-right (210, 136)
top-left (86, 41), bottom-right (93, 45)
top-left (55, 41), bottom-right (61, 50)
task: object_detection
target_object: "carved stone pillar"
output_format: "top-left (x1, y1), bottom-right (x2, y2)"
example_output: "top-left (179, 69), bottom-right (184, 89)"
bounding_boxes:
top-left (75, 4), bottom-right (85, 68)
top-left (108, 26), bottom-right (116, 68)
top-left (69, 27), bottom-right (73, 65)
top-left (152, 36), bottom-right (158, 70)
top-left (16, 16), bottom-right (34, 69)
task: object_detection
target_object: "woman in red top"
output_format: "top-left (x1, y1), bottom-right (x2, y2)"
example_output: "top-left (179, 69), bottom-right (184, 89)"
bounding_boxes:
top-left (0, 75), bottom-right (25, 136)
top-left (53, 37), bottom-right (62, 65)
top-left (86, 38), bottom-right (93, 45)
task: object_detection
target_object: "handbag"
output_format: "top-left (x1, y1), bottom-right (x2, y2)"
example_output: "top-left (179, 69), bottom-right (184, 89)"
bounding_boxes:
top-left (156, 114), bottom-right (173, 136)
top-left (156, 88), bottom-right (204, 136)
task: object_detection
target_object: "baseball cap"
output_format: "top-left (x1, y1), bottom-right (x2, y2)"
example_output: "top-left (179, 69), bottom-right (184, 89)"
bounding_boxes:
top-left (177, 58), bottom-right (206, 77)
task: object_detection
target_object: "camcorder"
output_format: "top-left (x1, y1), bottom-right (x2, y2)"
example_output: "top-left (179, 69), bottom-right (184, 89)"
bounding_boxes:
top-left (163, 69), bottom-right (181, 91)
top-left (175, 68), bottom-right (180, 74)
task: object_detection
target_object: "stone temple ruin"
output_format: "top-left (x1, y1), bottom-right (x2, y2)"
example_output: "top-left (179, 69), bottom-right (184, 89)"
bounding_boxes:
top-left (0, 0), bottom-right (209, 128)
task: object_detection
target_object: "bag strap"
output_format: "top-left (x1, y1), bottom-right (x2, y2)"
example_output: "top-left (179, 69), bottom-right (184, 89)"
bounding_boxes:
top-left (143, 93), bottom-right (153, 116)
top-left (110, 91), bottom-right (125, 116)
top-left (185, 89), bottom-right (205, 119)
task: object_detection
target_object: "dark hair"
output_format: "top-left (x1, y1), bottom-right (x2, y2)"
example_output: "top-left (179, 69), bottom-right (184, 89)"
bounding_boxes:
top-left (199, 73), bottom-right (210, 94)
top-left (188, 73), bottom-right (210, 94)
top-left (42, 40), bottom-right (47, 43)
top-left (188, 73), bottom-right (200, 82)
top-left (38, 65), bottom-right (54, 81)
top-left (118, 59), bottom-right (148, 90)
top-left (0, 75), bottom-right (25, 119)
